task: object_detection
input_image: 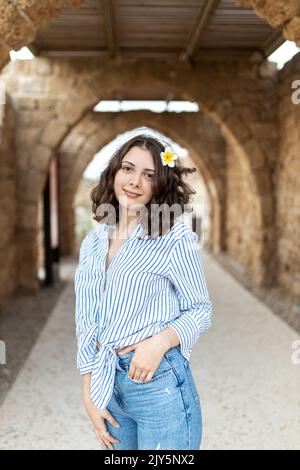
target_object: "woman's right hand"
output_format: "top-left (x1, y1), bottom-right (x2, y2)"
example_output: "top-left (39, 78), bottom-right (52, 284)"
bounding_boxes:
top-left (83, 395), bottom-right (121, 449)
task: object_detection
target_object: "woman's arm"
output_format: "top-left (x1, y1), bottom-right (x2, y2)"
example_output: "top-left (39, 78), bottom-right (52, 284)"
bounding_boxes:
top-left (155, 326), bottom-right (180, 351)
top-left (81, 372), bottom-right (121, 450)
top-left (81, 372), bottom-right (92, 402)
top-left (165, 231), bottom-right (213, 360)
top-left (74, 232), bottom-right (99, 374)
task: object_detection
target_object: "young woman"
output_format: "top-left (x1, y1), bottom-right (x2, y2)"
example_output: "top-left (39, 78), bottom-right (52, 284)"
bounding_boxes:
top-left (74, 134), bottom-right (213, 450)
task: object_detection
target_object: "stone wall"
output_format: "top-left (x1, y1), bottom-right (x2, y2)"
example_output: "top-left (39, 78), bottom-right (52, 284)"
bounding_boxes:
top-left (0, 0), bottom-right (298, 306)
top-left (0, 1), bottom-right (85, 53)
top-left (277, 53), bottom-right (300, 297)
top-left (225, 137), bottom-right (276, 286)
top-left (0, 93), bottom-right (17, 308)
top-left (234, 0), bottom-right (300, 46)
top-left (0, 56), bottom-right (282, 301)
top-left (0, 0), bottom-right (86, 73)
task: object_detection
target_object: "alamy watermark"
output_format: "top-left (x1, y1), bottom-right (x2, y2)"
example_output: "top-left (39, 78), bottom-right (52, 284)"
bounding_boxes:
top-left (291, 339), bottom-right (300, 365)
top-left (0, 340), bottom-right (6, 365)
top-left (291, 80), bottom-right (300, 104)
top-left (95, 199), bottom-right (208, 249)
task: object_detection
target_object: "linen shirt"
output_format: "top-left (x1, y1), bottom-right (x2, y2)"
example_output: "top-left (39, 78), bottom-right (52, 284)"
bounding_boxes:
top-left (74, 219), bottom-right (213, 410)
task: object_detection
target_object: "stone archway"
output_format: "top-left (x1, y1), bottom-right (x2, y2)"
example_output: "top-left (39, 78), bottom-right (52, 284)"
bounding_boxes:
top-left (58, 109), bottom-right (226, 258)
top-left (1, 57), bottom-right (276, 290)
top-left (58, 107), bottom-right (266, 287)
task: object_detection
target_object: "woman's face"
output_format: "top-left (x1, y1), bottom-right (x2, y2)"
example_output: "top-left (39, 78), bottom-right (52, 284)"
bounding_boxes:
top-left (114, 146), bottom-right (156, 214)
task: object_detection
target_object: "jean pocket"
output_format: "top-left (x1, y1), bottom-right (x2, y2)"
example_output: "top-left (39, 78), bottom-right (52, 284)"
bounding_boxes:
top-left (183, 360), bottom-right (200, 407)
top-left (126, 357), bottom-right (173, 384)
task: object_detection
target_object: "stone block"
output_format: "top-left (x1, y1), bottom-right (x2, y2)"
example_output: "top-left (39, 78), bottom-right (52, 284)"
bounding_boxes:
top-left (40, 120), bottom-right (69, 147)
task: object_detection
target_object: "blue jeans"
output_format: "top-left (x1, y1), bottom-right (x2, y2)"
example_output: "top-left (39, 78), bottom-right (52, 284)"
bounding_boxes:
top-left (105, 345), bottom-right (202, 450)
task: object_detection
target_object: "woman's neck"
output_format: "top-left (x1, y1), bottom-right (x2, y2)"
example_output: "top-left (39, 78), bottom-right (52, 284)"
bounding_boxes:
top-left (117, 216), bottom-right (139, 232)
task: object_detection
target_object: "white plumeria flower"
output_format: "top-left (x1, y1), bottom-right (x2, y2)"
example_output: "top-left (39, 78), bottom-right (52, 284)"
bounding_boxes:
top-left (160, 146), bottom-right (178, 167)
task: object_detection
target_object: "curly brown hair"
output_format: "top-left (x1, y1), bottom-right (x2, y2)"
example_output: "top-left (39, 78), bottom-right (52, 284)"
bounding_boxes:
top-left (91, 134), bottom-right (197, 238)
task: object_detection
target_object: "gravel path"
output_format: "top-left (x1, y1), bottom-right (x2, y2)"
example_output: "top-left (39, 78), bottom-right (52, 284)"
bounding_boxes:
top-left (0, 253), bottom-right (299, 450)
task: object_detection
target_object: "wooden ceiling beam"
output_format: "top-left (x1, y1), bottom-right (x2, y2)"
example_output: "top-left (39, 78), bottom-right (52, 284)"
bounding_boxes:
top-left (194, 48), bottom-right (256, 61)
top-left (27, 43), bottom-right (42, 56)
top-left (38, 49), bottom-right (111, 58)
top-left (180, 0), bottom-right (220, 61)
top-left (37, 47), bottom-right (257, 61)
top-left (100, 0), bottom-right (117, 57)
top-left (261, 29), bottom-right (285, 58)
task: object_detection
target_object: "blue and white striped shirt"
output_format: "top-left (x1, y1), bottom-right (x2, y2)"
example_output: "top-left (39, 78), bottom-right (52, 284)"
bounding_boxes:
top-left (74, 219), bottom-right (212, 410)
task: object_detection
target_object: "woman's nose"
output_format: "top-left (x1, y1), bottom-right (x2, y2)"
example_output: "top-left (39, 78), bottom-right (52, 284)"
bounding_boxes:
top-left (129, 174), bottom-right (142, 186)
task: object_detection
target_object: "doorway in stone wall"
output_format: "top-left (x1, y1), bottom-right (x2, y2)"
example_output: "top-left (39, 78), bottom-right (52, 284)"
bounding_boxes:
top-left (37, 155), bottom-right (60, 287)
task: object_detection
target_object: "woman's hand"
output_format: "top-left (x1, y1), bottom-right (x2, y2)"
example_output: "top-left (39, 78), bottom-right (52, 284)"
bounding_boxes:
top-left (117, 335), bottom-right (169, 382)
top-left (83, 395), bottom-right (121, 450)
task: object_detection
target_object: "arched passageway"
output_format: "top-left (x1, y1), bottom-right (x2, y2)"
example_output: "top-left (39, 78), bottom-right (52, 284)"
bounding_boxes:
top-left (0, 0), bottom-right (299, 452)
top-left (1, 57), bottom-right (276, 294)
top-left (58, 111), bottom-right (225, 257)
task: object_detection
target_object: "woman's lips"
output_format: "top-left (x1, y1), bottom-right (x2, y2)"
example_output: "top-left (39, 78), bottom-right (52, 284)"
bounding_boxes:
top-left (123, 189), bottom-right (141, 198)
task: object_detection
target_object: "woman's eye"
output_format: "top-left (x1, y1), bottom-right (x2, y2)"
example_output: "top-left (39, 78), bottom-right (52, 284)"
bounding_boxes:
top-left (122, 166), bottom-right (153, 179)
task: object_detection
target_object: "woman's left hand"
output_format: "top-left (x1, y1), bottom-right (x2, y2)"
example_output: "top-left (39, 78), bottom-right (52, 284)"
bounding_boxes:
top-left (116, 335), bottom-right (169, 382)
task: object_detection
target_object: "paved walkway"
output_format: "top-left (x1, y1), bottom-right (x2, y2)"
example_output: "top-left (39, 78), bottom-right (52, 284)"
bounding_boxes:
top-left (0, 253), bottom-right (299, 450)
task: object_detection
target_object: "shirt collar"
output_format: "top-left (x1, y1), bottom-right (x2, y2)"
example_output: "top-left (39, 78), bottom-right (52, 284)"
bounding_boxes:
top-left (101, 219), bottom-right (181, 239)
top-left (102, 222), bottom-right (145, 239)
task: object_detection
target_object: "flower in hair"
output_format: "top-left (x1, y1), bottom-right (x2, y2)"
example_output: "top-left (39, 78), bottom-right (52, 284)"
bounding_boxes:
top-left (160, 146), bottom-right (178, 168)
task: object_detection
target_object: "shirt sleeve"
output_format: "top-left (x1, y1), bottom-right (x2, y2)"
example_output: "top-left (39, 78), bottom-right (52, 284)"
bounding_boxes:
top-left (74, 232), bottom-right (99, 375)
top-left (166, 230), bottom-right (213, 361)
